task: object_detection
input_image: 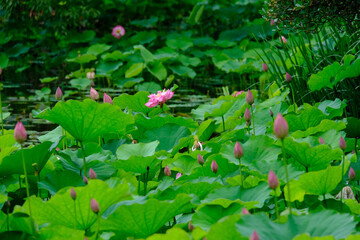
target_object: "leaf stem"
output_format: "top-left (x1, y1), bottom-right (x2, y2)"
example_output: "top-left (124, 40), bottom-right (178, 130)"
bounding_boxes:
top-left (95, 213), bottom-right (100, 240)
top-left (341, 152), bottom-right (345, 211)
top-left (251, 105), bottom-right (255, 135)
top-left (239, 158), bottom-right (242, 186)
top-left (74, 200), bottom-right (77, 231)
top-left (222, 115), bottom-right (225, 132)
top-left (281, 139), bottom-right (292, 213)
top-left (80, 141), bottom-right (87, 177)
top-left (21, 144), bottom-right (34, 233)
top-left (274, 192), bottom-right (279, 220)
top-left (0, 93), bottom-right (3, 135)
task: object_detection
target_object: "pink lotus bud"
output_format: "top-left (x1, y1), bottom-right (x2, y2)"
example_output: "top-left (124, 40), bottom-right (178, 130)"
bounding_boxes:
top-left (188, 221), bottom-right (194, 232)
top-left (270, 19), bottom-right (275, 26)
top-left (103, 93), bottom-right (113, 104)
top-left (339, 137), bottom-right (346, 150)
top-left (250, 230), bottom-right (260, 240)
top-left (234, 142), bottom-right (243, 159)
top-left (285, 72), bottom-right (292, 82)
top-left (176, 172), bottom-right (182, 179)
top-left (244, 108), bottom-right (251, 122)
top-left (83, 176), bottom-right (89, 185)
top-left (268, 170), bottom-right (279, 189)
top-left (112, 25), bottom-right (126, 39)
top-left (90, 87), bottom-right (99, 100)
top-left (211, 160), bottom-right (218, 174)
top-left (55, 86), bottom-right (63, 101)
top-left (197, 154), bottom-right (204, 166)
top-left (90, 198), bottom-right (100, 214)
top-left (89, 168), bottom-right (97, 179)
top-left (241, 208), bottom-right (250, 215)
top-left (270, 109), bottom-right (273, 117)
top-left (262, 63), bottom-right (268, 72)
top-left (164, 166), bottom-right (171, 177)
top-left (273, 113), bottom-right (289, 139)
top-left (319, 137), bottom-right (325, 144)
top-left (349, 167), bottom-right (356, 180)
top-left (280, 36), bottom-right (287, 44)
top-left (246, 90), bottom-right (254, 105)
top-left (14, 121), bottom-right (27, 143)
top-left (70, 188), bottom-right (76, 200)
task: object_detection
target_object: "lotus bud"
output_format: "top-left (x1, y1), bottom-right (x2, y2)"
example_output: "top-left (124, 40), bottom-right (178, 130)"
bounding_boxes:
top-left (89, 168), bottom-right (97, 179)
top-left (280, 36), bottom-right (287, 44)
top-left (164, 166), bottom-right (171, 177)
top-left (234, 141), bottom-right (243, 159)
top-left (211, 160), bottom-right (218, 174)
top-left (90, 87), bottom-right (99, 100)
top-left (273, 113), bottom-right (289, 139)
top-left (176, 172), bottom-right (182, 179)
top-left (70, 188), bottom-right (76, 200)
top-left (103, 93), bottom-right (113, 104)
top-left (250, 230), bottom-right (260, 240)
top-left (270, 19), bottom-right (275, 26)
top-left (285, 72), bottom-right (292, 82)
top-left (14, 121), bottom-right (27, 144)
top-left (339, 137), bottom-right (346, 150)
top-left (349, 167), bottom-right (356, 180)
top-left (188, 221), bottom-right (194, 232)
top-left (270, 109), bottom-right (273, 117)
top-left (83, 176), bottom-right (89, 185)
top-left (86, 71), bottom-right (95, 80)
top-left (55, 87), bottom-right (63, 101)
top-left (319, 137), bottom-right (325, 144)
top-left (244, 108), bottom-right (251, 122)
top-left (262, 63), bottom-right (268, 72)
top-left (246, 90), bottom-right (254, 105)
top-left (197, 154), bottom-right (204, 166)
top-left (268, 170), bottom-right (279, 189)
top-left (90, 198), bottom-right (100, 214)
top-left (241, 208), bottom-right (250, 215)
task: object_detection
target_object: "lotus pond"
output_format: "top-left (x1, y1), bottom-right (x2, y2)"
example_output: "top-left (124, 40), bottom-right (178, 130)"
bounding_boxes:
top-left (1, 0), bottom-right (360, 240)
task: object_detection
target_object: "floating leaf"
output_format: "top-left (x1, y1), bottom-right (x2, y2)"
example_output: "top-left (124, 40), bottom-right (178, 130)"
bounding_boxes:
top-left (125, 63), bottom-right (145, 78)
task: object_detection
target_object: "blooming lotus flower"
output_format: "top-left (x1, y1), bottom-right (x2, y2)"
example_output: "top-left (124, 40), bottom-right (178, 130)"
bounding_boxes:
top-left (280, 36), bottom-right (287, 44)
top-left (262, 63), bottom-right (268, 72)
top-left (90, 87), bottom-right (99, 100)
top-left (197, 154), bottom-right (204, 166)
top-left (273, 113), bottom-right (289, 139)
top-left (86, 71), bottom-right (95, 80)
top-left (244, 108), bottom-right (251, 122)
top-left (270, 19), bottom-right (275, 26)
top-left (103, 93), bottom-right (113, 104)
top-left (192, 136), bottom-right (203, 151)
top-left (112, 25), bottom-right (126, 39)
top-left (250, 230), bottom-right (260, 240)
top-left (246, 90), bottom-right (254, 105)
top-left (90, 198), bottom-right (100, 214)
top-left (176, 172), bottom-right (182, 179)
top-left (349, 167), bottom-right (355, 180)
top-left (339, 137), bottom-right (346, 150)
top-left (89, 168), bottom-right (97, 179)
top-left (70, 188), bottom-right (76, 200)
top-left (233, 91), bottom-right (245, 97)
top-left (234, 142), bottom-right (243, 159)
top-left (14, 121), bottom-right (27, 143)
top-left (211, 160), bottom-right (218, 174)
top-left (164, 166), bottom-right (171, 177)
top-left (145, 89), bottom-right (174, 108)
top-left (319, 137), bottom-right (325, 144)
top-left (268, 170), bottom-right (279, 189)
top-left (241, 208), bottom-right (250, 215)
top-left (285, 72), bottom-right (292, 82)
top-left (55, 87), bottom-right (63, 101)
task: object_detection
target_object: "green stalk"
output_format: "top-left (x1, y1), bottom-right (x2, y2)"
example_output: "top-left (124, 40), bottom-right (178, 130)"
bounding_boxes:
top-left (289, 84), bottom-right (297, 113)
top-left (239, 158), bottom-right (242, 186)
top-left (74, 200), bottom-right (77, 231)
top-left (137, 175), bottom-right (141, 194)
top-left (21, 145), bottom-right (34, 234)
top-left (340, 152), bottom-right (345, 211)
top-left (250, 106), bottom-right (255, 135)
top-left (281, 139), bottom-right (292, 213)
top-left (274, 192), bottom-right (279, 220)
top-left (62, 127), bottom-right (65, 149)
top-left (80, 141), bottom-right (87, 177)
top-left (202, 166), bottom-right (205, 177)
top-left (95, 213), bottom-right (100, 240)
top-left (0, 93), bottom-right (3, 135)
top-left (6, 206), bottom-right (9, 231)
top-left (221, 115), bottom-right (225, 132)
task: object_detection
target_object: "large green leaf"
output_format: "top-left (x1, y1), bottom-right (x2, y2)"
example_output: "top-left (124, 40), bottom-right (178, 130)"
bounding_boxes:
top-left (125, 63), bottom-right (145, 78)
top-left (87, 44), bottom-right (111, 56)
top-left (37, 99), bottom-right (134, 142)
top-left (286, 105), bottom-right (327, 132)
top-left (170, 65), bottom-right (196, 79)
top-left (291, 120), bottom-right (346, 138)
top-left (147, 61), bottom-right (167, 81)
top-left (113, 91), bottom-right (151, 114)
top-left (146, 228), bottom-right (191, 240)
top-left (345, 117), bottom-right (360, 138)
top-left (308, 62), bottom-right (341, 91)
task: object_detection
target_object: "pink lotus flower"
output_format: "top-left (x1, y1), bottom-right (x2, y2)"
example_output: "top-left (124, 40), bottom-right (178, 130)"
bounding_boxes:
top-left (285, 72), bottom-right (292, 82)
top-left (197, 154), bottom-right (204, 166)
top-left (176, 172), bottom-right (182, 179)
top-left (70, 188), bottom-right (76, 200)
top-left (90, 198), bottom-right (100, 214)
top-left (232, 91), bottom-right (245, 97)
top-left (273, 113), bottom-right (289, 139)
top-left (241, 208), bottom-right (250, 215)
top-left (90, 87), bottom-right (99, 101)
top-left (188, 221), bottom-right (194, 231)
top-left (89, 168), bottom-right (97, 179)
top-left (250, 230), bottom-right (260, 240)
top-left (246, 89), bottom-right (254, 105)
top-left (164, 166), bottom-right (171, 177)
top-left (262, 63), bottom-right (268, 72)
top-left (319, 137), bottom-right (325, 144)
top-left (86, 71), bottom-right (95, 80)
top-left (349, 167), bottom-right (356, 180)
top-left (83, 176), bottom-right (89, 185)
top-left (55, 87), bottom-right (63, 101)
top-left (211, 160), bottom-right (218, 174)
top-left (244, 108), bottom-right (251, 122)
top-left (270, 19), bottom-right (275, 26)
top-left (145, 89), bottom-right (174, 108)
top-left (103, 93), bottom-right (113, 104)
top-left (14, 121), bottom-right (27, 144)
top-left (112, 25), bottom-right (126, 39)
top-left (339, 137), bottom-right (347, 150)
top-left (280, 36), bottom-right (287, 44)
top-left (234, 142), bottom-right (243, 159)
top-left (268, 170), bottom-right (279, 189)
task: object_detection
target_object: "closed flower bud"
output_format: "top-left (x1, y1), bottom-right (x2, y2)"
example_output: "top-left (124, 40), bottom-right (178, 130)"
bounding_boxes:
top-left (285, 72), bottom-right (292, 82)
top-left (188, 221), bottom-right (194, 232)
top-left (246, 90), bottom-right (254, 105)
top-left (244, 108), bottom-right (251, 122)
top-left (164, 166), bottom-right (171, 177)
top-left (280, 36), bottom-right (287, 44)
top-left (55, 87), bottom-right (63, 101)
top-left (319, 137), bottom-right (325, 144)
top-left (197, 154), bottom-right (204, 166)
top-left (270, 109), bottom-right (274, 117)
top-left (262, 63), bottom-right (268, 72)
top-left (103, 93), bottom-right (113, 104)
top-left (349, 167), bottom-right (355, 180)
top-left (70, 188), bottom-right (76, 200)
top-left (90, 87), bottom-right (99, 100)
top-left (89, 168), bottom-right (97, 179)
top-left (241, 208), bottom-right (250, 215)
top-left (250, 230), bottom-right (260, 240)
top-left (176, 172), bottom-right (182, 179)
top-left (83, 176), bottom-right (89, 185)
top-left (273, 113), bottom-right (289, 139)
top-left (14, 121), bottom-right (27, 144)
top-left (86, 71), bottom-right (95, 80)
top-left (234, 142), bottom-right (243, 159)
top-left (339, 137), bottom-right (346, 150)
top-left (270, 19), bottom-right (275, 26)
top-left (90, 198), bottom-right (100, 214)
top-left (211, 160), bottom-right (218, 174)
top-left (268, 170), bottom-right (279, 189)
